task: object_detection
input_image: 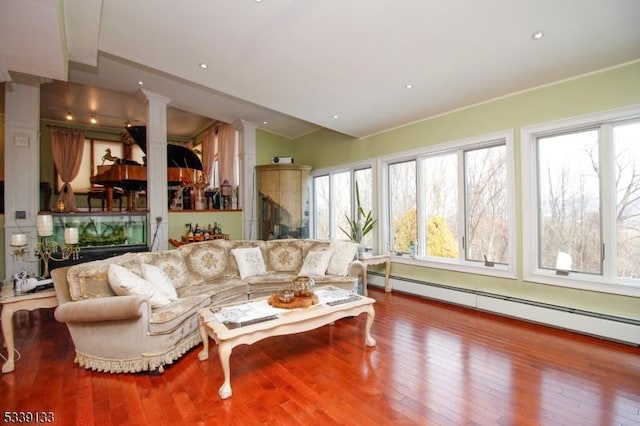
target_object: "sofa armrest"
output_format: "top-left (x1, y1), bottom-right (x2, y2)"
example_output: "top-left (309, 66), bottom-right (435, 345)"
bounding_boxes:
top-left (54, 295), bottom-right (149, 324)
top-left (348, 260), bottom-right (366, 278)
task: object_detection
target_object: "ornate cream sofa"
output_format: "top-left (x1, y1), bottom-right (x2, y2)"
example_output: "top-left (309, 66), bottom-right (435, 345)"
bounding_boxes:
top-left (51, 239), bottom-right (363, 374)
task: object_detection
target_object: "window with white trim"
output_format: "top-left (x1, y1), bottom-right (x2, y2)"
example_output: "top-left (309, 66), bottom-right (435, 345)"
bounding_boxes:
top-left (382, 130), bottom-right (515, 277)
top-left (521, 105), bottom-right (640, 295)
top-left (312, 166), bottom-right (374, 248)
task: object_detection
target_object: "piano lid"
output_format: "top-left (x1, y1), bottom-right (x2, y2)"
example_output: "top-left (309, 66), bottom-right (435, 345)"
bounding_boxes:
top-left (127, 125), bottom-right (203, 171)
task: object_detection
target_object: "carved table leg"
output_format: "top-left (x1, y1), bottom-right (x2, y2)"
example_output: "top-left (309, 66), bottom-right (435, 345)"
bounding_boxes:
top-left (362, 268), bottom-right (369, 296)
top-left (364, 305), bottom-right (376, 347)
top-left (384, 259), bottom-right (392, 292)
top-left (1, 306), bottom-right (16, 373)
top-left (197, 316), bottom-right (209, 361)
top-left (217, 342), bottom-right (233, 399)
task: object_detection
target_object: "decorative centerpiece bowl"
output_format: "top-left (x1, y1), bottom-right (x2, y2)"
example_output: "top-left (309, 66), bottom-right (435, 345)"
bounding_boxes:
top-left (290, 276), bottom-right (315, 297)
top-left (278, 289), bottom-right (295, 303)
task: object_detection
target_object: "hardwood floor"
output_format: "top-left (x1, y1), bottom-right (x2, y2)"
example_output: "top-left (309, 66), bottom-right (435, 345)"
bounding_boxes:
top-left (1, 288), bottom-right (639, 425)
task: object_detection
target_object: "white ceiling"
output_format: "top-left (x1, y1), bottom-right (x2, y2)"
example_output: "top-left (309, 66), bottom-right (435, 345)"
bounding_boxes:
top-left (1, 0), bottom-right (639, 139)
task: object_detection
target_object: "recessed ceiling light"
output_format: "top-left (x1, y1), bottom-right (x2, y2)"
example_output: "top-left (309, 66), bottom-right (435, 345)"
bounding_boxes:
top-left (333, 115), bottom-right (339, 119)
top-left (138, 80), bottom-right (144, 86)
top-left (199, 63), bottom-right (208, 69)
top-left (405, 83), bottom-right (413, 89)
top-left (532, 31), bottom-right (544, 40)
top-left (263, 121), bottom-right (268, 125)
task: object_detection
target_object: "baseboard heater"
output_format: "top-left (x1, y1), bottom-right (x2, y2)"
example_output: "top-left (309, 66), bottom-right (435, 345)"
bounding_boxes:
top-left (366, 272), bottom-right (640, 346)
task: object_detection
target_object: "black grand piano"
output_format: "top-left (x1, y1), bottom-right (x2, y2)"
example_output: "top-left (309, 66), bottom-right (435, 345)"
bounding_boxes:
top-left (91, 126), bottom-right (203, 211)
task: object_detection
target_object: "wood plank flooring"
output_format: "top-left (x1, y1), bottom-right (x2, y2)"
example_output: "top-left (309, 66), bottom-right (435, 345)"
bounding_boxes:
top-left (1, 288), bottom-right (639, 425)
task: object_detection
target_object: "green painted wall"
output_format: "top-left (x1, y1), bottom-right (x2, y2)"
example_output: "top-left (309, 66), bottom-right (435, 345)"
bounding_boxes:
top-left (255, 61), bottom-right (640, 320)
top-left (255, 129), bottom-right (296, 166)
top-left (293, 61), bottom-right (640, 165)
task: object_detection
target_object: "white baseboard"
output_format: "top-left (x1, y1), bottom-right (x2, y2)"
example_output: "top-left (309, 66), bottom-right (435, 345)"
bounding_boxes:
top-left (366, 274), bottom-right (640, 346)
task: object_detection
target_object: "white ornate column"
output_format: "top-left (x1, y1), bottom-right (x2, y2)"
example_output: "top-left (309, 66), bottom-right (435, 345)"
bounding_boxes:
top-left (233, 119), bottom-right (257, 240)
top-left (4, 75), bottom-right (41, 278)
top-left (137, 89), bottom-right (171, 251)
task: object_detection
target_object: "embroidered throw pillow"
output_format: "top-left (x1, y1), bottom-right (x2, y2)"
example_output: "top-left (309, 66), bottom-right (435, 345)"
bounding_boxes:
top-left (140, 263), bottom-right (178, 301)
top-left (231, 247), bottom-right (267, 279)
top-left (326, 240), bottom-right (358, 276)
top-left (299, 250), bottom-right (333, 277)
top-left (108, 264), bottom-right (171, 308)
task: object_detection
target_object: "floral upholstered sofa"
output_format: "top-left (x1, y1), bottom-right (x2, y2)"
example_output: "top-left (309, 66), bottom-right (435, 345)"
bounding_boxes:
top-left (51, 239), bottom-right (363, 374)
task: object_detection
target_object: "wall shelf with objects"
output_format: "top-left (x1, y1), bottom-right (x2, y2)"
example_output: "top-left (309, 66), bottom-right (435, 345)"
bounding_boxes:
top-left (169, 222), bottom-right (230, 247)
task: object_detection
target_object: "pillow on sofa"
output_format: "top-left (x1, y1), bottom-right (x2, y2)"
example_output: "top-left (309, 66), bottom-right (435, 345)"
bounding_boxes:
top-left (231, 247), bottom-right (267, 279)
top-left (108, 264), bottom-right (171, 308)
top-left (140, 263), bottom-right (178, 301)
top-left (299, 250), bottom-right (333, 277)
top-left (327, 240), bottom-right (358, 276)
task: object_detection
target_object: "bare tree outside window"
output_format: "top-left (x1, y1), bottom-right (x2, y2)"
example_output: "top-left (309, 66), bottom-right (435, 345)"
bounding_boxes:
top-left (314, 175), bottom-right (330, 239)
top-left (355, 168), bottom-right (374, 249)
top-left (389, 160), bottom-right (416, 253)
top-left (312, 168), bottom-right (374, 244)
top-left (465, 145), bottom-right (508, 264)
top-left (614, 122), bottom-right (640, 279)
top-left (424, 153), bottom-right (458, 258)
top-left (334, 172), bottom-right (352, 240)
top-left (537, 130), bottom-right (602, 274)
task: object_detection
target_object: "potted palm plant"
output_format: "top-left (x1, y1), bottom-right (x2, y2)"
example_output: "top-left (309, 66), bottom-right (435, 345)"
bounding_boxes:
top-left (339, 182), bottom-right (376, 256)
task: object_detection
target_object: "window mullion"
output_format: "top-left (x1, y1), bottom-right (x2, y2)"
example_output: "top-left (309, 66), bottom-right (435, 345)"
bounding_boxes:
top-left (600, 124), bottom-right (617, 280)
top-left (458, 150), bottom-right (466, 262)
top-left (328, 174), bottom-right (336, 239)
top-left (350, 170), bottom-right (357, 220)
top-left (416, 158), bottom-right (426, 257)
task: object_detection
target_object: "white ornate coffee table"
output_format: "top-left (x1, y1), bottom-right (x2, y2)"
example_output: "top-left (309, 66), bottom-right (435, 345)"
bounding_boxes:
top-left (197, 286), bottom-right (376, 399)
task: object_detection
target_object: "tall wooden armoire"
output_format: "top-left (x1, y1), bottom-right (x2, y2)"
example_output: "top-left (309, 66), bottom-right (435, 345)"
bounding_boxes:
top-left (255, 164), bottom-right (311, 240)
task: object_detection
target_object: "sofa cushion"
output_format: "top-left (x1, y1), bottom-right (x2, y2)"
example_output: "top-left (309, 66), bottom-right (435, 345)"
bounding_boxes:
top-left (146, 250), bottom-right (190, 289)
top-left (66, 252), bottom-right (143, 301)
top-left (299, 249), bottom-right (333, 277)
top-left (244, 272), bottom-right (297, 298)
top-left (140, 263), bottom-right (178, 301)
top-left (108, 264), bottom-right (171, 308)
top-left (264, 239), bottom-right (304, 272)
top-left (176, 278), bottom-right (248, 305)
top-left (244, 272), bottom-right (297, 286)
top-left (327, 240), bottom-right (358, 276)
top-left (231, 247), bottom-right (267, 279)
top-left (225, 240), bottom-right (263, 277)
top-left (149, 294), bottom-right (210, 334)
top-left (178, 241), bottom-right (227, 285)
top-left (302, 240), bottom-right (331, 258)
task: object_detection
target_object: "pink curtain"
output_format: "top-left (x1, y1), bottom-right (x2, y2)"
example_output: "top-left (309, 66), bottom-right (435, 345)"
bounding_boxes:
top-left (51, 127), bottom-right (84, 212)
top-left (217, 124), bottom-right (236, 186)
top-left (201, 127), bottom-right (216, 186)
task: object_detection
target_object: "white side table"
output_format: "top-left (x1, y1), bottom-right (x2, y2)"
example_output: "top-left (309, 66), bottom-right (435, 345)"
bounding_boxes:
top-left (358, 254), bottom-right (392, 296)
top-left (0, 283), bottom-right (58, 373)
